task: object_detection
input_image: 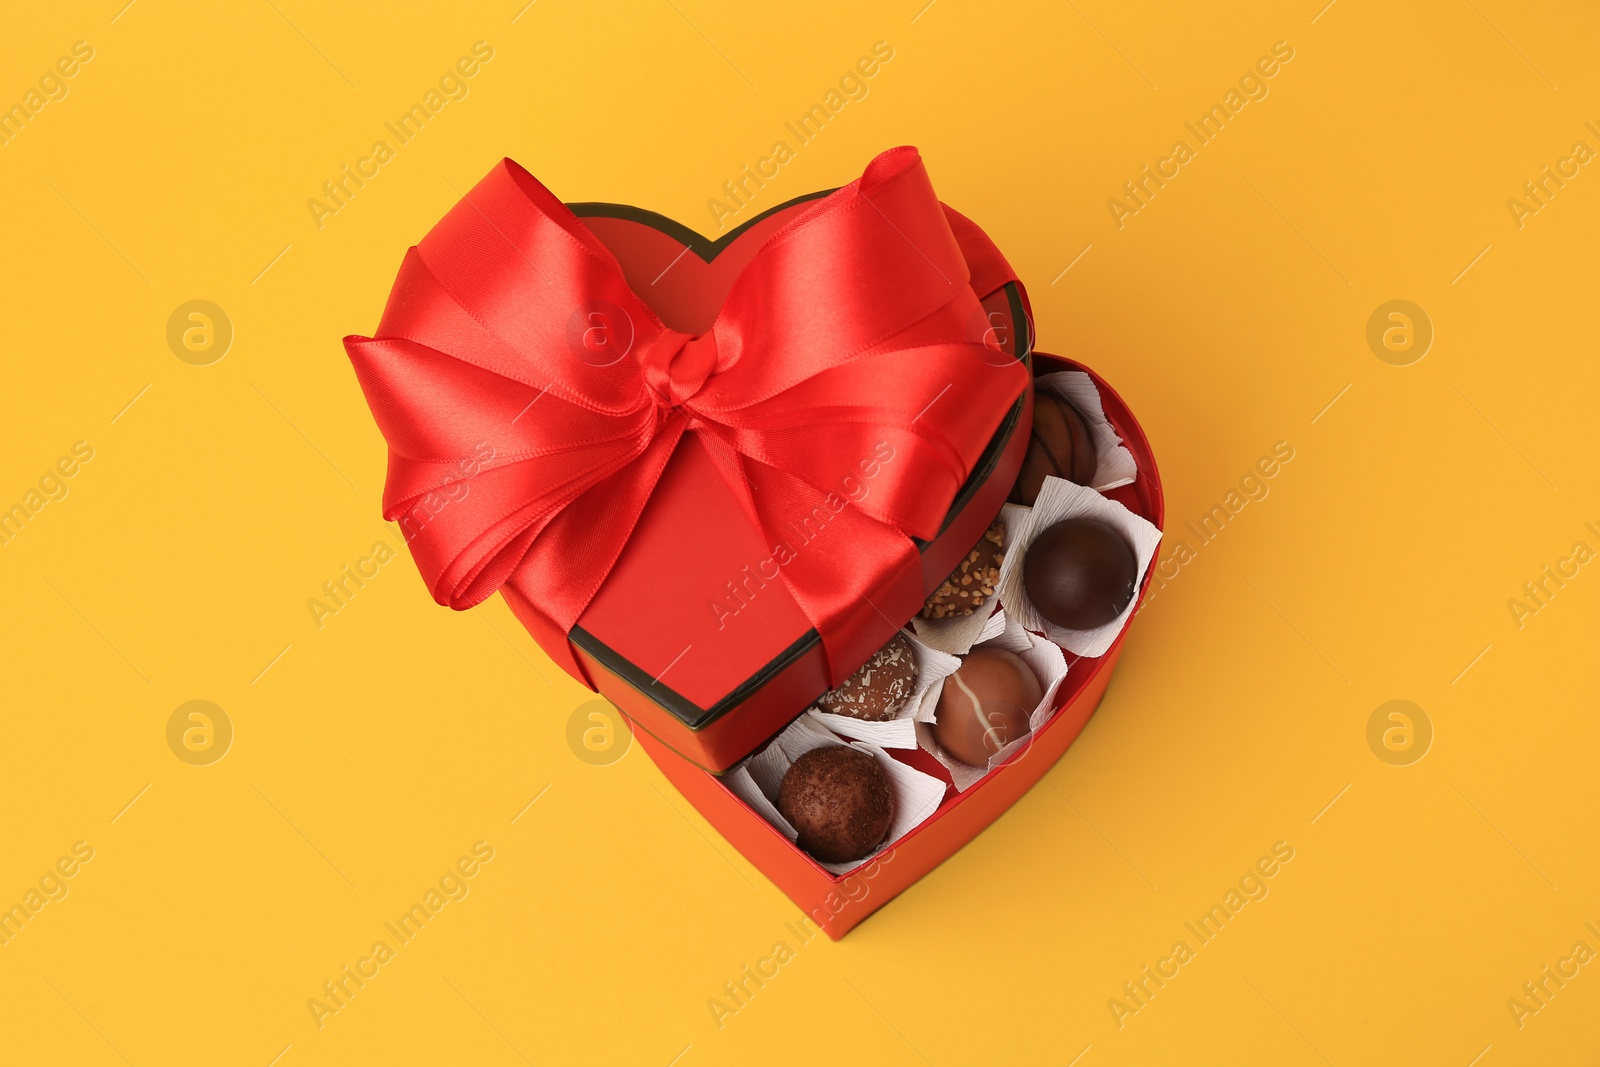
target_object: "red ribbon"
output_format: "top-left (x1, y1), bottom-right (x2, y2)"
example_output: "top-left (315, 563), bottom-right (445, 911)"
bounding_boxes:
top-left (344, 146), bottom-right (1029, 687)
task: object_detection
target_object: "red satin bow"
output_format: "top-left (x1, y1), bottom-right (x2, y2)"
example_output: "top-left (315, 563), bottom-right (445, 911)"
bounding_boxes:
top-left (344, 146), bottom-right (1029, 687)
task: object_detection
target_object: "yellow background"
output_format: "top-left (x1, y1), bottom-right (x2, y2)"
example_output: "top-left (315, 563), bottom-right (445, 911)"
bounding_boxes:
top-left (3, 0), bottom-right (1597, 1063)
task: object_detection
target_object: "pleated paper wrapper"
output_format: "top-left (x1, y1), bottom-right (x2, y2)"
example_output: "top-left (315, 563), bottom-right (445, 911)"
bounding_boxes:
top-left (915, 609), bottom-right (1069, 792)
top-left (725, 716), bottom-right (947, 875)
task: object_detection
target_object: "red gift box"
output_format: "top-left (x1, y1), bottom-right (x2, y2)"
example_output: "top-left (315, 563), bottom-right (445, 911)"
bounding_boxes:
top-left (345, 149), bottom-right (1163, 936)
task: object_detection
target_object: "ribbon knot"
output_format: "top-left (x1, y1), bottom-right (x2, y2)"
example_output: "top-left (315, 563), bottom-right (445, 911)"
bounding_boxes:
top-left (344, 146), bottom-right (1030, 688)
top-left (641, 329), bottom-right (716, 416)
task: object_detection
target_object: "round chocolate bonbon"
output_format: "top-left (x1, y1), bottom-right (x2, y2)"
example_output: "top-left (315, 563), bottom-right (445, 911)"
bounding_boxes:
top-left (777, 746), bottom-right (895, 864)
top-left (1011, 391), bottom-right (1097, 506)
top-left (817, 632), bottom-right (918, 722)
top-left (1023, 517), bottom-right (1138, 630)
top-left (932, 647), bottom-right (1042, 766)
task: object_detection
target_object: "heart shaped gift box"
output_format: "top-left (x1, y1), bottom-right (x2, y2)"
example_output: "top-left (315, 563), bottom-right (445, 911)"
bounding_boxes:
top-left (346, 149), bottom-right (1163, 937)
top-left (644, 350), bottom-right (1162, 937)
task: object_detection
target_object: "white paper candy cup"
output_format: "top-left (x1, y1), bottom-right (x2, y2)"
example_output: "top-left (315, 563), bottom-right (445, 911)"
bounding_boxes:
top-left (910, 600), bottom-right (997, 656)
top-left (725, 716), bottom-right (947, 875)
top-left (997, 476), bottom-right (1163, 658)
top-left (810, 629), bottom-right (958, 749)
top-left (916, 609), bottom-right (1069, 792)
top-left (910, 517), bottom-right (1015, 655)
top-left (1035, 369), bottom-right (1138, 492)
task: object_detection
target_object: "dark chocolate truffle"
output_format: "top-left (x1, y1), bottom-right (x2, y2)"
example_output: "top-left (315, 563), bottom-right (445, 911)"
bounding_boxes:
top-left (1023, 517), bottom-right (1138, 630)
top-left (921, 521), bottom-right (1005, 620)
top-left (1011, 391), bottom-right (1098, 505)
top-left (816, 633), bottom-right (918, 721)
top-left (777, 746), bottom-right (894, 863)
top-left (932, 647), bottom-right (1042, 766)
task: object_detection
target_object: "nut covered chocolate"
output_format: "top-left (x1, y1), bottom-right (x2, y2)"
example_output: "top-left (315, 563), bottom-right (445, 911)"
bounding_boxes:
top-left (816, 632), bottom-right (918, 721)
top-left (777, 746), bottom-right (894, 863)
top-left (921, 521), bottom-right (1004, 620)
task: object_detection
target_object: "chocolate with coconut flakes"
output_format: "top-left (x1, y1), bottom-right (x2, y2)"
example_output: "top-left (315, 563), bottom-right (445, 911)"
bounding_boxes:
top-left (816, 632), bottom-right (918, 722)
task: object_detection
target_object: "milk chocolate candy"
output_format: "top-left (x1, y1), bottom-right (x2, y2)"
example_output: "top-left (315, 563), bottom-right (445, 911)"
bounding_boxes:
top-left (932, 647), bottom-right (1042, 766)
top-left (1011, 391), bottom-right (1097, 505)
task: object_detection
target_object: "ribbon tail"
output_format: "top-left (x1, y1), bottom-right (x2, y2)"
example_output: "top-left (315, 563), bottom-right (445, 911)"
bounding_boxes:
top-left (695, 431), bottom-right (923, 687)
top-left (500, 419), bottom-right (687, 687)
top-left (943, 203), bottom-right (1032, 322)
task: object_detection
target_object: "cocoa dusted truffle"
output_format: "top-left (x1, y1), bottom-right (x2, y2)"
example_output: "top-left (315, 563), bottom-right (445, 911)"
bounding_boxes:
top-left (932, 647), bottom-right (1042, 766)
top-left (777, 746), bottom-right (894, 863)
top-left (1023, 517), bottom-right (1138, 630)
top-left (1011, 391), bottom-right (1097, 505)
top-left (922, 521), bottom-right (1004, 620)
top-left (817, 632), bottom-right (918, 722)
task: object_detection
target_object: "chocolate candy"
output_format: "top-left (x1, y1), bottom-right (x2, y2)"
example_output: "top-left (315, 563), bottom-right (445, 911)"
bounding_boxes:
top-left (932, 647), bottom-right (1042, 766)
top-left (777, 746), bottom-right (894, 863)
top-left (1011, 391), bottom-right (1097, 505)
top-left (816, 632), bottom-right (918, 722)
top-left (1023, 517), bottom-right (1138, 630)
top-left (922, 521), bottom-right (1004, 620)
